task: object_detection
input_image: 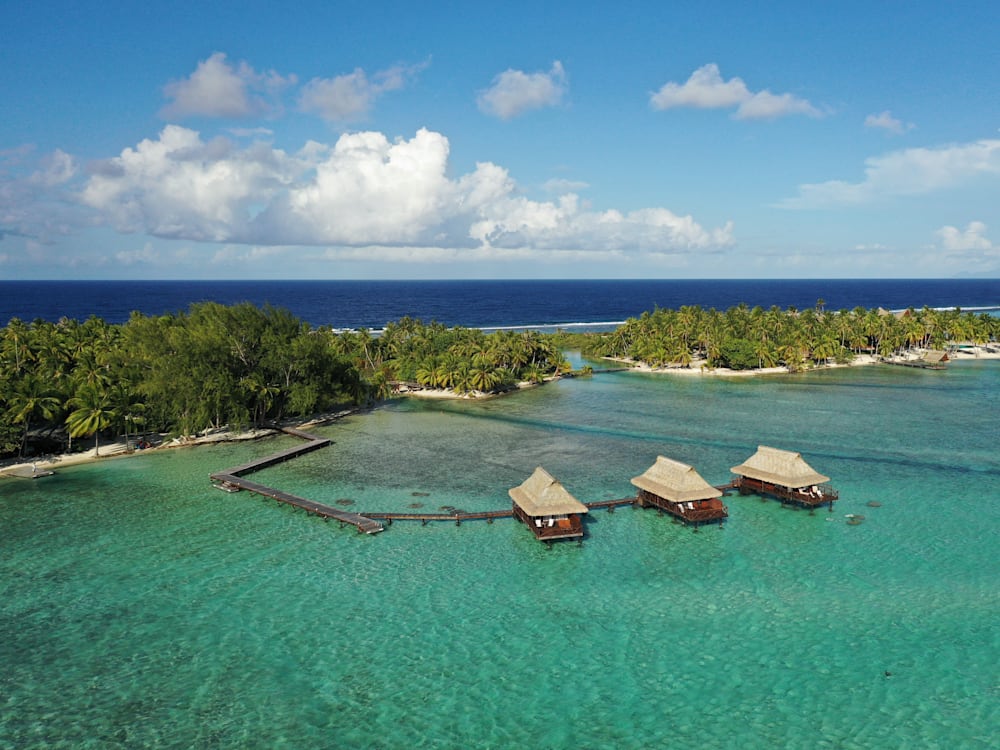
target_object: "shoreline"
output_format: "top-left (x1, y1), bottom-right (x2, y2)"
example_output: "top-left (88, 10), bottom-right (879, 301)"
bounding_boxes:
top-left (0, 409), bottom-right (359, 479)
top-left (3, 346), bottom-right (997, 477)
top-left (606, 344), bottom-right (1000, 377)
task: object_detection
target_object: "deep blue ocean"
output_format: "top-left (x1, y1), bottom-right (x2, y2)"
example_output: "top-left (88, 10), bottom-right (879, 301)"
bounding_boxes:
top-left (2, 278), bottom-right (998, 330)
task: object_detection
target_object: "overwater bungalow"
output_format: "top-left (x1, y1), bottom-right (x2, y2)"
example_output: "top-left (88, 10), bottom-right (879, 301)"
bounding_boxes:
top-left (730, 445), bottom-right (838, 510)
top-left (631, 456), bottom-right (728, 526)
top-left (920, 350), bottom-right (949, 368)
top-left (509, 467), bottom-right (588, 542)
top-left (885, 349), bottom-right (949, 369)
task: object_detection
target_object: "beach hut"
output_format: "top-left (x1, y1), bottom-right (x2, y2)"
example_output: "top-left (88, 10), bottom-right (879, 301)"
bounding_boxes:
top-left (921, 350), bottom-right (949, 368)
top-left (730, 446), bottom-right (838, 510)
top-left (631, 456), bottom-right (728, 526)
top-left (509, 467), bottom-right (588, 542)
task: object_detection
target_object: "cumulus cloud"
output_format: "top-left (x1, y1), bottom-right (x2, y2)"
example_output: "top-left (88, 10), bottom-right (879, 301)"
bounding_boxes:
top-left (477, 61), bottom-right (567, 119)
top-left (779, 138), bottom-right (1000, 209)
top-left (76, 125), bottom-right (733, 256)
top-left (80, 125), bottom-right (300, 241)
top-left (865, 110), bottom-right (914, 135)
top-left (299, 61), bottom-right (426, 122)
top-left (937, 221), bottom-right (993, 252)
top-left (160, 52), bottom-right (295, 119)
top-left (650, 63), bottom-right (820, 120)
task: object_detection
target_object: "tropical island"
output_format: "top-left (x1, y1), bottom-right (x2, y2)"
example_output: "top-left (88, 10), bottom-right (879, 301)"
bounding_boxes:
top-left (1, 300), bottom-right (997, 468)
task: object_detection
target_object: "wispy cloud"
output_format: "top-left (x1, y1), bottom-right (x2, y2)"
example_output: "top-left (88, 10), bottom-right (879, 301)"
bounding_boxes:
top-left (650, 63), bottom-right (821, 120)
top-left (779, 138), bottom-right (1000, 209)
top-left (160, 52), bottom-right (295, 119)
top-left (477, 61), bottom-right (567, 119)
top-left (864, 110), bottom-right (915, 135)
top-left (542, 178), bottom-right (589, 194)
top-left (298, 61), bottom-right (427, 122)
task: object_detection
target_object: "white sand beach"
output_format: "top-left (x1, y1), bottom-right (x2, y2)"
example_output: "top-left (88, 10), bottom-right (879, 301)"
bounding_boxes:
top-left (608, 344), bottom-right (1000, 377)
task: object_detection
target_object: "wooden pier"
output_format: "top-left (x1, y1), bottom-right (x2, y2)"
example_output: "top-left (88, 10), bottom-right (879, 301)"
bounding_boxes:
top-left (213, 429), bottom-right (332, 478)
top-left (364, 509), bottom-right (514, 525)
top-left (584, 498), bottom-right (639, 511)
top-left (212, 473), bottom-right (384, 534)
top-left (367, 497), bottom-right (641, 526)
top-left (205, 426), bottom-right (782, 541)
top-left (209, 427), bottom-right (384, 535)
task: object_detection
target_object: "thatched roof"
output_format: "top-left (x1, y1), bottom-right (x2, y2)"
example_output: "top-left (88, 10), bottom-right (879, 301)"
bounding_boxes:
top-left (630, 456), bottom-right (722, 503)
top-left (923, 350), bottom-right (949, 364)
top-left (509, 467), bottom-right (588, 517)
top-left (730, 446), bottom-right (829, 489)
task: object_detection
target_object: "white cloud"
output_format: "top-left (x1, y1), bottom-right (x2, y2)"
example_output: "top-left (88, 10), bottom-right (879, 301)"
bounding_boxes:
top-left (76, 125), bottom-right (733, 257)
top-left (30, 149), bottom-right (77, 186)
top-left (299, 62), bottom-right (426, 122)
top-left (229, 127), bottom-right (275, 138)
top-left (937, 221), bottom-right (994, 252)
top-left (0, 147), bottom-right (86, 242)
top-left (477, 61), bottom-right (567, 119)
top-left (115, 241), bottom-right (159, 266)
top-left (779, 138), bottom-right (1000, 209)
top-left (650, 63), bottom-right (820, 120)
top-left (864, 110), bottom-right (915, 135)
top-left (80, 125), bottom-right (300, 241)
top-left (543, 178), bottom-right (589, 194)
top-left (160, 52), bottom-right (295, 119)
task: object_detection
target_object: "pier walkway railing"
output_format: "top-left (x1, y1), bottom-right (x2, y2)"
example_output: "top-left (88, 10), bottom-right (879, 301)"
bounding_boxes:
top-left (210, 427), bottom-right (384, 535)
top-left (210, 426), bottom-right (744, 537)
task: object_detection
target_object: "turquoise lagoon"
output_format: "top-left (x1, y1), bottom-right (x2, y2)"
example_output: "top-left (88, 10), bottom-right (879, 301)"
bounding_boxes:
top-left (2, 361), bottom-right (998, 749)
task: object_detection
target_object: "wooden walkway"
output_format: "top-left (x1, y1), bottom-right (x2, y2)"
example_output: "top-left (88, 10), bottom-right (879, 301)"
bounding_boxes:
top-left (212, 473), bottom-right (384, 534)
top-left (209, 425), bottom-right (741, 537)
top-left (213, 429), bottom-right (332, 478)
top-left (364, 509), bottom-right (514, 525)
top-left (367, 497), bottom-right (640, 525)
top-left (883, 359), bottom-right (946, 370)
top-left (209, 427), bottom-right (384, 535)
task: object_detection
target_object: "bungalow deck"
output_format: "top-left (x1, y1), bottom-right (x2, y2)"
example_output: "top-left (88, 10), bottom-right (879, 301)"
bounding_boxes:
top-left (734, 476), bottom-right (838, 510)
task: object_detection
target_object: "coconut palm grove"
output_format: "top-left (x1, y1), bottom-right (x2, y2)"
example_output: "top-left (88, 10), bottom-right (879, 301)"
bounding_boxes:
top-left (2, 301), bottom-right (997, 459)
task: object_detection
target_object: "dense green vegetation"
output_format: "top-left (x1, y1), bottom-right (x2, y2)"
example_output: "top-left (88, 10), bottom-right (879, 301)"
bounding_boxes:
top-left (0, 304), bottom-right (360, 458)
top-left (2, 300), bottom-right (996, 460)
top-left (580, 303), bottom-right (999, 371)
top-left (353, 316), bottom-right (572, 393)
top-left (0, 307), bottom-right (571, 459)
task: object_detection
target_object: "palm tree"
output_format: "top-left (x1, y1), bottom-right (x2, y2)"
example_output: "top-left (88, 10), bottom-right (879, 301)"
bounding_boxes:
top-left (468, 365), bottom-right (498, 393)
top-left (1, 318), bottom-right (33, 374)
top-left (7, 375), bottom-right (61, 457)
top-left (415, 358), bottom-right (437, 387)
top-left (66, 383), bottom-right (114, 457)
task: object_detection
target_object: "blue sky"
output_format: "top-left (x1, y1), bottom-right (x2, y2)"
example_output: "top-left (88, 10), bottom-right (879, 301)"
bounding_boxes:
top-left (2, 1), bottom-right (998, 280)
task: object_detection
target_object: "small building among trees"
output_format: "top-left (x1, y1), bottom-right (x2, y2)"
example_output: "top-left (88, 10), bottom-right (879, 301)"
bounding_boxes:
top-left (509, 467), bottom-right (588, 542)
top-left (730, 445), bottom-right (837, 510)
top-left (631, 456), bottom-right (728, 525)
